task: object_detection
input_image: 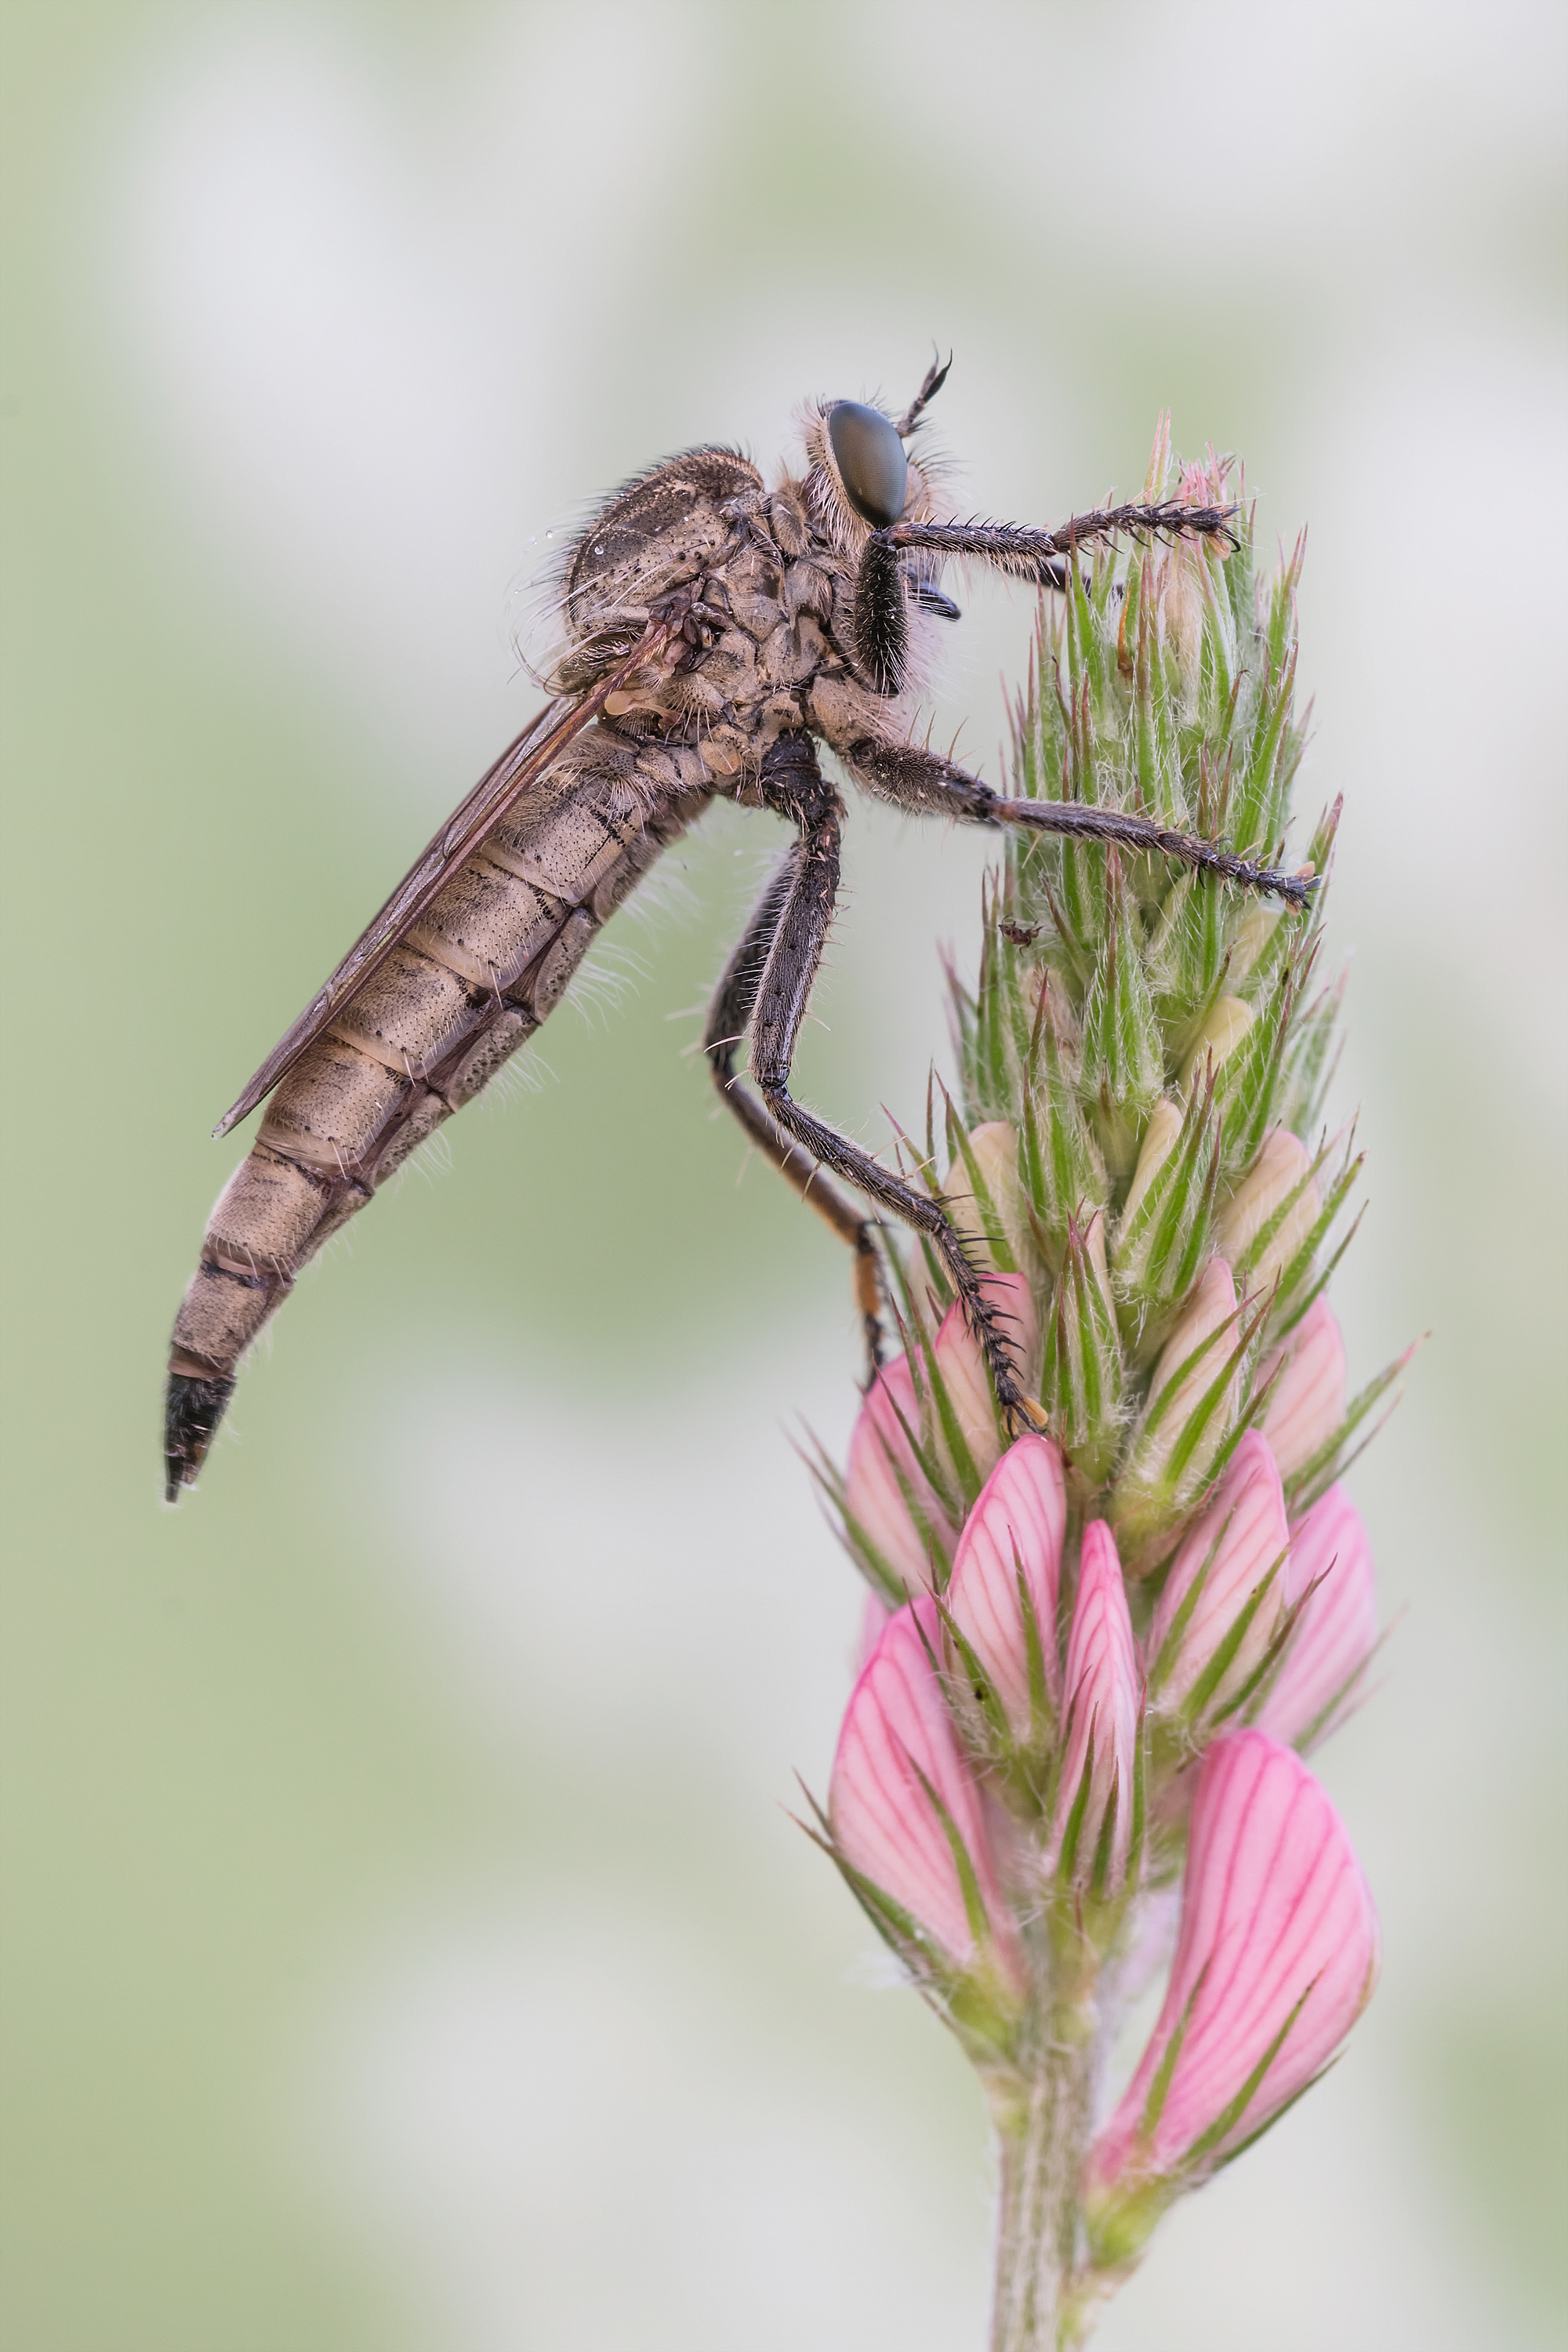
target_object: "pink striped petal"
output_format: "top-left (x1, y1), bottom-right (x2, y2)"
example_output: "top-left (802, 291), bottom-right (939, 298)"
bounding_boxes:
top-left (1146, 1432), bottom-right (1290, 1717)
top-left (1259, 1296), bottom-right (1347, 1479)
top-left (946, 1434), bottom-right (1068, 1733)
top-left (829, 1596), bottom-right (1017, 1977)
top-left (1258, 1484), bottom-right (1378, 1748)
top-left (1051, 1522), bottom-right (1142, 1892)
top-left (1086, 1730), bottom-right (1379, 2190)
top-left (844, 1351), bottom-right (958, 1597)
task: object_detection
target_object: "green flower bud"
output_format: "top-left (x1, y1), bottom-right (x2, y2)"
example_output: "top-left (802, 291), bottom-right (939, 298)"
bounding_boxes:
top-left (1217, 1127), bottom-right (1321, 1298)
top-left (1040, 1212), bottom-right (1124, 1488)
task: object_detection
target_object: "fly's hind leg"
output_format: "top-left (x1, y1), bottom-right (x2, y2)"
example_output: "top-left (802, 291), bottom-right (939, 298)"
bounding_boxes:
top-left (707, 733), bottom-right (1032, 1431)
top-left (704, 831), bottom-right (885, 1377)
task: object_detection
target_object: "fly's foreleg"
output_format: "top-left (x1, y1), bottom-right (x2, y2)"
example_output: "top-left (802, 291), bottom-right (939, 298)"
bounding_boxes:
top-left (845, 738), bottom-right (1316, 906)
top-left (703, 839), bottom-right (886, 1376)
top-left (735, 736), bottom-right (1032, 1432)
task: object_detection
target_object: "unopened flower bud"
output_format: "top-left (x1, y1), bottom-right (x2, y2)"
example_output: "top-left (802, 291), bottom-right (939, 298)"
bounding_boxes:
top-left (1179, 995), bottom-right (1253, 1097)
top-left (1218, 1127), bottom-right (1320, 1297)
top-left (1258, 1296), bottom-right (1346, 1479)
top-left (844, 1352), bottom-right (958, 1599)
top-left (1115, 1258), bottom-right (1243, 1546)
top-left (1258, 1483), bottom-right (1378, 1749)
top-left (1146, 1431), bottom-right (1290, 1726)
top-left (1051, 1521), bottom-right (1142, 1895)
top-left (945, 1433), bottom-right (1067, 1738)
top-left (829, 1596), bottom-right (1022, 1990)
top-left (1120, 1098), bottom-right (1182, 1229)
top-left (1083, 1730), bottom-right (1379, 2257)
top-left (1227, 898), bottom-right (1282, 988)
top-left (1040, 1212), bottom-right (1123, 1485)
top-left (1112, 1087), bottom-right (1221, 1327)
top-left (944, 1120), bottom-right (1029, 1279)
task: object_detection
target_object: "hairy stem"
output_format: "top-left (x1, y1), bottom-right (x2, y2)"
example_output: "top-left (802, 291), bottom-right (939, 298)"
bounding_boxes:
top-left (989, 2014), bottom-right (1095, 2351)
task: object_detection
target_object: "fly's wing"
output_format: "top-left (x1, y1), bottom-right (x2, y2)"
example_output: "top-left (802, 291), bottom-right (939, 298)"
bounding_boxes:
top-left (212, 619), bottom-right (675, 1138)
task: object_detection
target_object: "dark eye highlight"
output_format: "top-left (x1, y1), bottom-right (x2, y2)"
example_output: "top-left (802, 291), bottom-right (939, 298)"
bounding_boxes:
top-left (827, 402), bottom-right (909, 528)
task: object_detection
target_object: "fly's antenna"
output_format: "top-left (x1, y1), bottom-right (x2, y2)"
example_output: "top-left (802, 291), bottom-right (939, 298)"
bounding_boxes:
top-left (895, 350), bottom-right (953, 438)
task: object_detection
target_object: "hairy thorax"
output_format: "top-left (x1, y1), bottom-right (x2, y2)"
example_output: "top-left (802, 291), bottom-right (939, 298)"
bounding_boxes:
top-left (543, 443), bottom-right (942, 799)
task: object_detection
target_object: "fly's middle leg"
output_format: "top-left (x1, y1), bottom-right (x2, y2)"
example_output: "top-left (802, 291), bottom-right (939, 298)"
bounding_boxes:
top-left (704, 838), bottom-right (885, 1376)
top-left (712, 735), bottom-right (1032, 1432)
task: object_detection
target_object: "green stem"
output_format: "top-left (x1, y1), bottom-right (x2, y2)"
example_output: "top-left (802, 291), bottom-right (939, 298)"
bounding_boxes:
top-left (988, 2017), bottom-right (1096, 2350)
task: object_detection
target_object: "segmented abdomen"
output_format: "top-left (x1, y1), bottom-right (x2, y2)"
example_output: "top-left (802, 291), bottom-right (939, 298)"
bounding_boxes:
top-left (165, 746), bottom-right (696, 1495)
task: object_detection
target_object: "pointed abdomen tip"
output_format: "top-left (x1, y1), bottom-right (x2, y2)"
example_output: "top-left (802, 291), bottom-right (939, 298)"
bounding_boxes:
top-left (164, 1370), bottom-right (236, 1502)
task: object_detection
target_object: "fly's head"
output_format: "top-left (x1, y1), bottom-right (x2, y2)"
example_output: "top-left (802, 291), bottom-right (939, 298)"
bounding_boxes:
top-left (797, 394), bottom-right (946, 561)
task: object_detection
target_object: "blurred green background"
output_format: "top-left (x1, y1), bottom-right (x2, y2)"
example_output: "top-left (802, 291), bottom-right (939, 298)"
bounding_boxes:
top-left (2, 2), bottom-right (1563, 2345)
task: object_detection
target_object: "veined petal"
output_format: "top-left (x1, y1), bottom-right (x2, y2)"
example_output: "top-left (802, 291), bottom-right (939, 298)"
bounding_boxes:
top-left (1259, 1484), bottom-right (1378, 1749)
top-left (946, 1433), bottom-right (1069, 1734)
top-left (844, 1352), bottom-right (957, 1597)
top-left (1051, 1521), bottom-right (1142, 1893)
top-left (1147, 1431), bottom-right (1290, 1719)
top-left (1086, 1730), bottom-right (1378, 2197)
top-left (829, 1596), bottom-right (1018, 1977)
top-left (1259, 1296), bottom-right (1346, 1479)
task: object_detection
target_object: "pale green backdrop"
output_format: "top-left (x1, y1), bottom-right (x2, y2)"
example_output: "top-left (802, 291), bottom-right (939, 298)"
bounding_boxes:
top-left (2, 2), bottom-right (1563, 2346)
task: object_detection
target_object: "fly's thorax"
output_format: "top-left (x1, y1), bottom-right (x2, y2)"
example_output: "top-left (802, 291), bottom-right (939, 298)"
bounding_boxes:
top-left (559, 446), bottom-right (763, 645)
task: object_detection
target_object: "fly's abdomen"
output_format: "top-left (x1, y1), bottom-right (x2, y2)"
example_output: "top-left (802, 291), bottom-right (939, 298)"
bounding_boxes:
top-left (165, 758), bottom-right (694, 1498)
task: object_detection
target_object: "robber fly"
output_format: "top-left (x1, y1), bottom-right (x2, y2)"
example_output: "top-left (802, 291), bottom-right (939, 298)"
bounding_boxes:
top-left (163, 361), bottom-right (1310, 1500)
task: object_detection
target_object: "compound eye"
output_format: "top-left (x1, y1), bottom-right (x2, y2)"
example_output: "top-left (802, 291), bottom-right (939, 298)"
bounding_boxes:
top-left (827, 401), bottom-right (909, 528)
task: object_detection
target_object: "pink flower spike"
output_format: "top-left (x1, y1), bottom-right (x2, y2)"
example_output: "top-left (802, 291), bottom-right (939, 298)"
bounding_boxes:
top-left (931, 1300), bottom-right (1008, 1491)
top-left (1146, 1431), bottom-right (1290, 1722)
top-left (1085, 1730), bottom-right (1379, 2203)
top-left (844, 1351), bottom-right (958, 1599)
top-left (829, 1596), bottom-right (1019, 1983)
top-left (1259, 1296), bottom-right (1347, 1479)
top-left (1051, 1522), bottom-right (1142, 1893)
top-left (946, 1434), bottom-right (1069, 1737)
top-left (1258, 1484), bottom-right (1379, 1749)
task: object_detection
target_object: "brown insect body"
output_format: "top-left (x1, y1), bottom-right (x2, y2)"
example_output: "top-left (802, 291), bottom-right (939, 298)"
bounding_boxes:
top-left (166, 374), bottom-right (1309, 1499)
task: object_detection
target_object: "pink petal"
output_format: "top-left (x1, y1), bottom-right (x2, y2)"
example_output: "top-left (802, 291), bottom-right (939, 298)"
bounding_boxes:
top-left (931, 1301), bottom-right (1007, 1489)
top-left (1258, 1484), bottom-right (1378, 1748)
top-left (844, 1352), bottom-right (958, 1597)
top-left (829, 1596), bottom-right (1017, 1977)
top-left (946, 1434), bottom-right (1068, 1733)
top-left (1259, 1297), bottom-right (1347, 1479)
top-left (1146, 1432), bottom-right (1290, 1715)
top-left (1087, 1730), bottom-right (1379, 2190)
top-left (1051, 1521), bottom-right (1142, 1891)
top-left (853, 1588), bottom-right (891, 1675)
